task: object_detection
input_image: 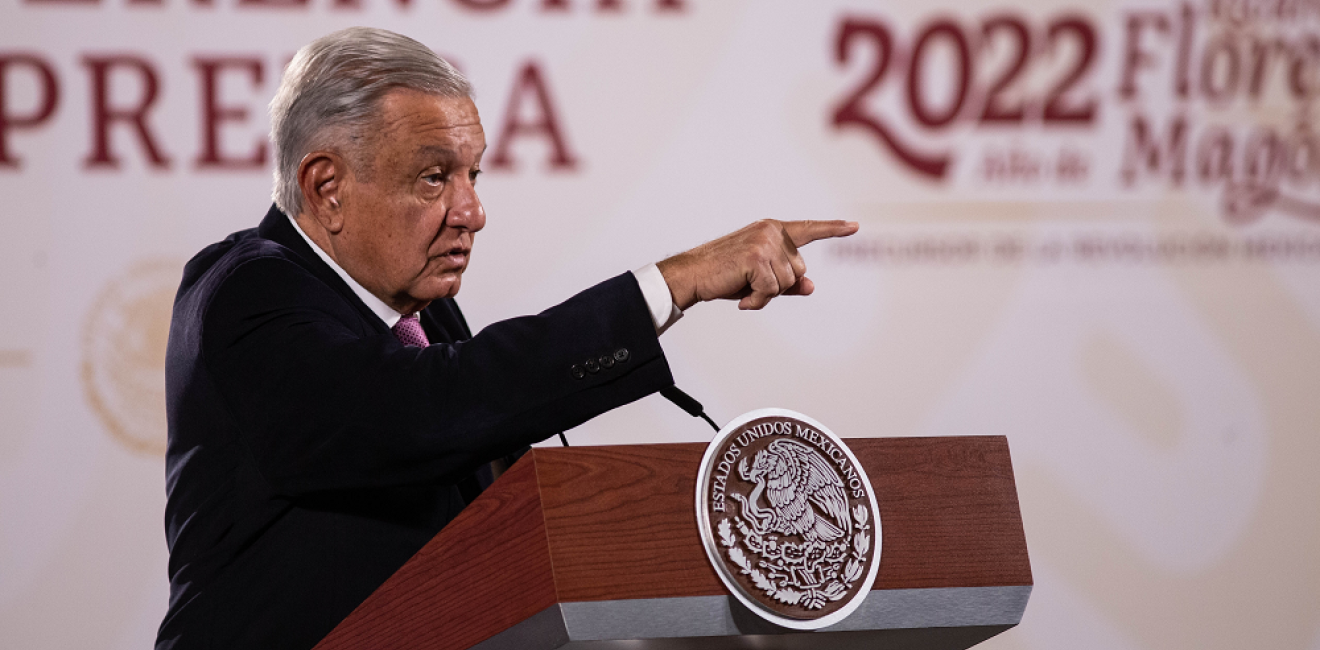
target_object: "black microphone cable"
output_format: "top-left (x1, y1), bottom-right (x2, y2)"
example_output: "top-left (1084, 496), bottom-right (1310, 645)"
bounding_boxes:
top-left (557, 384), bottom-right (719, 447)
top-left (660, 385), bottom-right (721, 433)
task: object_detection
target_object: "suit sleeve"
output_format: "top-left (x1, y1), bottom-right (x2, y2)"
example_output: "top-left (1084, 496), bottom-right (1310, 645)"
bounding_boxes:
top-left (201, 256), bottom-right (673, 496)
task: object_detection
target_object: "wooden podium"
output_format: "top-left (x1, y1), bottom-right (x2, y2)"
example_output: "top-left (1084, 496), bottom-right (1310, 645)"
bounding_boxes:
top-left (314, 436), bottom-right (1031, 650)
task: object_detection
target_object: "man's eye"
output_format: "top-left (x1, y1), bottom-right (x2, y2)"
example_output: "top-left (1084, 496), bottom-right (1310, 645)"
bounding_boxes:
top-left (470, 169), bottom-right (481, 185)
top-left (424, 173), bottom-right (444, 185)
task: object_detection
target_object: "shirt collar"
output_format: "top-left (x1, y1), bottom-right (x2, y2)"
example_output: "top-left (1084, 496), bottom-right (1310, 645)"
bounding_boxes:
top-left (288, 215), bottom-right (405, 328)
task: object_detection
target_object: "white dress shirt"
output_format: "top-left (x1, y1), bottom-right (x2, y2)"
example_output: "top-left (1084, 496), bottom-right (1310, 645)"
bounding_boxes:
top-left (288, 216), bottom-right (683, 334)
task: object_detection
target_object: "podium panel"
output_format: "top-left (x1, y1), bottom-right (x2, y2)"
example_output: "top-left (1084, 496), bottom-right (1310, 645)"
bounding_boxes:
top-left (315, 437), bottom-right (1031, 650)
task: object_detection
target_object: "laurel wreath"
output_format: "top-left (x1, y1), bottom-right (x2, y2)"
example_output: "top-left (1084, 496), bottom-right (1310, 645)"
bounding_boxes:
top-left (718, 504), bottom-right (871, 610)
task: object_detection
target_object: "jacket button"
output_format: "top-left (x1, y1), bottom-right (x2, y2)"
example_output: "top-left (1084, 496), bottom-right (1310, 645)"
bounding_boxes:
top-left (584, 358), bottom-right (600, 373)
top-left (599, 354), bottom-right (615, 369)
top-left (570, 365), bottom-right (585, 379)
top-left (614, 348), bottom-right (630, 363)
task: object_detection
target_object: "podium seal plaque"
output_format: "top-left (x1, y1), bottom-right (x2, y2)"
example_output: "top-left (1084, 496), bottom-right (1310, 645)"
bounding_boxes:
top-left (695, 409), bottom-right (881, 629)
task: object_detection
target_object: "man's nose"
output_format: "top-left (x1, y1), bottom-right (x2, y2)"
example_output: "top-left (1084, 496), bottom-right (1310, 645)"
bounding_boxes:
top-left (447, 181), bottom-right (486, 232)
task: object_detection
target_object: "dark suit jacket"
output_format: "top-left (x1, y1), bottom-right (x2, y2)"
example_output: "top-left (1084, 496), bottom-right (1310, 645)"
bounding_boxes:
top-left (156, 205), bottom-right (673, 650)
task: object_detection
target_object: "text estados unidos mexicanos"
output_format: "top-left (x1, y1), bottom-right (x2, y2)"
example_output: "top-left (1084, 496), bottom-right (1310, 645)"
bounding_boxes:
top-left (710, 422), bottom-right (865, 513)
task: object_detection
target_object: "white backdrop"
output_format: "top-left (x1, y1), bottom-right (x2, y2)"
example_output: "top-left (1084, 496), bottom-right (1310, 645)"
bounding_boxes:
top-left (2, 0), bottom-right (1318, 648)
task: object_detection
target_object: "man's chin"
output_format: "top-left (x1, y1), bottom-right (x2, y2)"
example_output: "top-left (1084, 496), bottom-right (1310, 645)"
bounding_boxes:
top-left (414, 276), bottom-right (463, 302)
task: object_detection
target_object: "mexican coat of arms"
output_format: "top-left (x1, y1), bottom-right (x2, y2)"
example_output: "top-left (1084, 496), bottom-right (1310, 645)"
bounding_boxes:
top-left (695, 409), bottom-right (881, 629)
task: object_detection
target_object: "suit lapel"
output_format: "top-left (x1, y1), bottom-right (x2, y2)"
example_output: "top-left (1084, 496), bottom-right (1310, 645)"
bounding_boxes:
top-left (256, 205), bottom-right (392, 337)
top-left (420, 300), bottom-right (470, 345)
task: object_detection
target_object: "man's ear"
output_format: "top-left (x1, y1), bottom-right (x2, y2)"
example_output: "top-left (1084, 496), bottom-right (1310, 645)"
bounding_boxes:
top-left (297, 151), bottom-right (347, 233)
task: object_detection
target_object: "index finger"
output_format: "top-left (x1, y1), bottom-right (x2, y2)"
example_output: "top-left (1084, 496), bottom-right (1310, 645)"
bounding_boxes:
top-left (782, 220), bottom-right (860, 247)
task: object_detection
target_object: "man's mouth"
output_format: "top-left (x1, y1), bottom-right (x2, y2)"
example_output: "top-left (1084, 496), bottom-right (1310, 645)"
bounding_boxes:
top-left (437, 248), bottom-right (470, 267)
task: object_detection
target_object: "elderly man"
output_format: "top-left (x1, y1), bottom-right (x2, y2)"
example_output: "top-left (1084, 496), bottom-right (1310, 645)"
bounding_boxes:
top-left (157, 27), bottom-right (855, 650)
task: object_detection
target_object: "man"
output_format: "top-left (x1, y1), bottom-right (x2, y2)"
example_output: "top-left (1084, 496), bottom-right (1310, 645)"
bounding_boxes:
top-left (157, 27), bottom-right (856, 650)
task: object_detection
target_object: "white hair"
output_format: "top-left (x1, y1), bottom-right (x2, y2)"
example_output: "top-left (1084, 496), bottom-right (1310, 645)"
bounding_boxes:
top-left (269, 27), bottom-right (472, 216)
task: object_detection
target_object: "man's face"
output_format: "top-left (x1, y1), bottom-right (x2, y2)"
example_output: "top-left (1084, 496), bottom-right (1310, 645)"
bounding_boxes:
top-left (334, 89), bottom-right (486, 314)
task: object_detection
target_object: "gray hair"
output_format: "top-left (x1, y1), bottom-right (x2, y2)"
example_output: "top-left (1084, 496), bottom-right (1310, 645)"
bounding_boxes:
top-left (269, 27), bottom-right (472, 216)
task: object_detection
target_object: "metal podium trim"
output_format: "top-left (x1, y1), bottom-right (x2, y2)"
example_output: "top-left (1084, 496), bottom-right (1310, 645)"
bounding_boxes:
top-left (469, 585), bottom-right (1031, 650)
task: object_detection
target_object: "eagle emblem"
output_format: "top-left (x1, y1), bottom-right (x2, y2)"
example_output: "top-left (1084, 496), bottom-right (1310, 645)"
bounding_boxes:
top-left (696, 410), bottom-right (880, 630)
top-left (733, 439), bottom-right (853, 544)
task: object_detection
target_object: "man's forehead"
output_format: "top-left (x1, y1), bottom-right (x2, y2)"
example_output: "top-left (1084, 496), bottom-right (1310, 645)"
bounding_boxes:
top-left (379, 89), bottom-right (480, 124)
top-left (411, 142), bottom-right (487, 163)
top-left (370, 91), bottom-right (485, 165)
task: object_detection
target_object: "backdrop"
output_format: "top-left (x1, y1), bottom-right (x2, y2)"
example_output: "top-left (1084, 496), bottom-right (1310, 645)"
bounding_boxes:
top-left (2, 0), bottom-right (1318, 648)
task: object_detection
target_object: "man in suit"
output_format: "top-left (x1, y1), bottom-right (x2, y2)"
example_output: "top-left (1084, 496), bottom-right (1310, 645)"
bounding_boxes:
top-left (157, 27), bottom-right (856, 650)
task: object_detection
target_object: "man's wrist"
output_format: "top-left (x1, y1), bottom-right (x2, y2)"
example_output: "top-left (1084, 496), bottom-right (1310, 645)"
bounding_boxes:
top-left (655, 256), bottom-right (699, 311)
top-left (632, 263), bottom-right (684, 335)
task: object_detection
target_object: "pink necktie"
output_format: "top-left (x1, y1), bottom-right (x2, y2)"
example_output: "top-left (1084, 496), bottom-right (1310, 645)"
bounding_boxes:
top-left (392, 314), bottom-right (430, 347)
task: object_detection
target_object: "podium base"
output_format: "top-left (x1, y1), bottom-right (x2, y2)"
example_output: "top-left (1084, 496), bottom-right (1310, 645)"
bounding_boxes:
top-left (473, 585), bottom-right (1030, 650)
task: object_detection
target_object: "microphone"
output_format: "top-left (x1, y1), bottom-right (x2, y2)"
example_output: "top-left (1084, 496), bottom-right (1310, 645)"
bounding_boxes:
top-left (660, 385), bottom-right (721, 433)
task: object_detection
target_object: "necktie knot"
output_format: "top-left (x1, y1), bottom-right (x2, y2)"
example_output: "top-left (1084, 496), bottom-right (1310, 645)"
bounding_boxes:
top-left (392, 314), bottom-right (430, 348)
